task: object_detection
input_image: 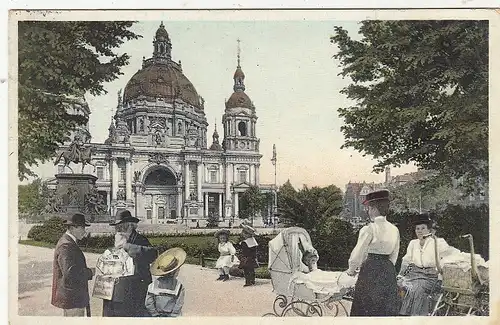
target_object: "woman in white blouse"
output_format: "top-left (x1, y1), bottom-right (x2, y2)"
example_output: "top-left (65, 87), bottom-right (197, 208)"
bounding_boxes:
top-left (346, 189), bottom-right (401, 316)
top-left (398, 214), bottom-right (459, 316)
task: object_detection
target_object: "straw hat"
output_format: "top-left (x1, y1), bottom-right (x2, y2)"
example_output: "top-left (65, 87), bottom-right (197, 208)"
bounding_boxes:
top-left (150, 247), bottom-right (187, 276)
top-left (241, 223), bottom-right (258, 236)
top-left (214, 229), bottom-right (230, 238)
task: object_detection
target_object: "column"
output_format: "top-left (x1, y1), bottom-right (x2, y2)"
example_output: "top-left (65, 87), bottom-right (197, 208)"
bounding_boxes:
top-left (225, 163), bottom-right (231, 202)
top-left (197, 162), bottom-right (202, 202)
top-left (152, 196), bottom-right (156, 224)
top-left (249, 165), bottom-right (255, 185)
top-left (218, 193), bottom-right (223, 218)
top-left (234, 192), bottom-right (239, 217)
top-left (106, 191), bottom-right (111, 214)
top-left (111, 158), bottom-right (118, 200)
top-left (177, 188), bottom-right (182, 219)
top-left (233, 164), bottom-right (237, 183)
top-left (126, 159), bottom-right (133, 201)
top-left (204, 193), bottom-right (209, 217)
top-left (184, 161), bottom-right (189, 200)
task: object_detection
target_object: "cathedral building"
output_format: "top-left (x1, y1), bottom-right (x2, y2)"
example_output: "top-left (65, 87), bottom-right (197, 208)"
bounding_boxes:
top-left (50, 23), bottom-right (271, 226)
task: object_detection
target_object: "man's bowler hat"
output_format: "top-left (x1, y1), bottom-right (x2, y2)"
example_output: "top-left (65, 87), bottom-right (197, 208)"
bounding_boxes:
top-left (63, 213), bottom-right (90, 227)
top-left (109, 209), bottom-right (140, 226)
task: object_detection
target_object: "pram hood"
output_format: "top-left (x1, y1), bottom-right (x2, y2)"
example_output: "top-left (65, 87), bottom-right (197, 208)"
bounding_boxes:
top-left (268, 227), bottom-right (317, 274)
top-left (268, 227), bottom-right (319, 296)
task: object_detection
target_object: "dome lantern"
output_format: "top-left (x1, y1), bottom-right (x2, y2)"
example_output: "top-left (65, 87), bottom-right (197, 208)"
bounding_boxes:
top-left (153, 22), bottom-right (172, 60)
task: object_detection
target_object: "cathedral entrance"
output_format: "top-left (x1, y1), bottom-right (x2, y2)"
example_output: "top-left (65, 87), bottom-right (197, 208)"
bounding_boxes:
top-left (141, 166), bottom-right (181, 224)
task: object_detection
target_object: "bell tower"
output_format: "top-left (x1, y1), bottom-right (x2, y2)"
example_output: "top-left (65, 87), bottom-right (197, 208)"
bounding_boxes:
top-left (222, 39), bottom-right (260, 153)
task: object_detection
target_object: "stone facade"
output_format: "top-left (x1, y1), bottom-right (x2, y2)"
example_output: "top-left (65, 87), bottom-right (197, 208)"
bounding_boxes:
top-left (50, 23), bottom-right (272, 226)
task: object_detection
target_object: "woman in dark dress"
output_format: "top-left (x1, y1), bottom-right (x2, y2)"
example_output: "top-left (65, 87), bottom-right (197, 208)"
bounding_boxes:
top-left (346, 189), bottom-right (401, 316)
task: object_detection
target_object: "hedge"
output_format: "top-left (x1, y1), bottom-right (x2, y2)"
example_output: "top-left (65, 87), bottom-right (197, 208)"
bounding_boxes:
top-left (26, 217), bottom-right (273, 265)
top-left (26, 203), bottom-right (489, 275)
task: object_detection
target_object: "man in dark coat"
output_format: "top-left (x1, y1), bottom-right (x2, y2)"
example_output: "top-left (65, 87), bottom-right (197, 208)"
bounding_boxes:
top-left (237, 224), bottom-right (259, 287)
top-left (51, 213), bottom-right (94, 317)
top-left (103, 210), bottom-right (158, 317)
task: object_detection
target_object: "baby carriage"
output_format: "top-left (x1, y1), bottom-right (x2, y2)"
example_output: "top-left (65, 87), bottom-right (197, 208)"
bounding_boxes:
top-left (263, 227), bottom-right (356, 317)
top-left (430, 234), bottom-right (489, 316)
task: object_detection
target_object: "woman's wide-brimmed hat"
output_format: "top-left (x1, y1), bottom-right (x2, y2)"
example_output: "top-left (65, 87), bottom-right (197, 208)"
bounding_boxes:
top-left (214, 229), bottom-right (230, 238)
top-left (63, 213), bottom-right (90, 227)
top-left (109, 209), bottom-right (140, 226)
top-left (150, 247), bottom-right (187, 276)
top-left (241, 223), bottom-right (258, 236)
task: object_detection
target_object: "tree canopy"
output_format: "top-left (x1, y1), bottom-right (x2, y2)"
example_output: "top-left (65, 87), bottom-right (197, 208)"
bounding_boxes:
top-left (18, 178), bottom-right (49, 219)
top-left (278, 180), bottom-right (344, 234)
top-left (238, 185), bottom-right (268, 225)
top-left (331, 21), bottom-right (488, 193)
top-left (18, 21), bottom-right (141, 180)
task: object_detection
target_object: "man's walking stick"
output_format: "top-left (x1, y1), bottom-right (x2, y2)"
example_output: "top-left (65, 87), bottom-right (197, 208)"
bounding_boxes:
top-left (86, 303), bottom-right (91, 317)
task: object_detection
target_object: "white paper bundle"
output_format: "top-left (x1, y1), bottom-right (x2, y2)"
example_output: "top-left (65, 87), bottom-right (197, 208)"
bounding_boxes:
top-left (96, 248), bottom-right (135, 277)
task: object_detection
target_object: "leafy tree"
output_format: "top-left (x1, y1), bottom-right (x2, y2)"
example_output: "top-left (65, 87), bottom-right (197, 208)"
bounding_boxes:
top-left (314, 218), bottom-right (357, 269)
top-left (331, 21), bottom-right (488, 194)
top-left (278, 183), bottom-right (343, 235)
top-left (18, 21), bottom-right (141, 180)
top-left (238, 186), bottom-right (267, 226)
top-left (18, 178), bottom-right (49, 219)
top-left (436, 204), bottom-right (489, 260)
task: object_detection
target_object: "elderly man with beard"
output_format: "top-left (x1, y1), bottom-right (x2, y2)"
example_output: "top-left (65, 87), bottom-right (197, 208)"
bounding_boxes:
top-left (102, 210), bottom-right (158, 317)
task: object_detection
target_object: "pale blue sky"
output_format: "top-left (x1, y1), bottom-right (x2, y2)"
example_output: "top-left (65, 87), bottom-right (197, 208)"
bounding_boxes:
top-left (32, 20), bottom-right (416, 189)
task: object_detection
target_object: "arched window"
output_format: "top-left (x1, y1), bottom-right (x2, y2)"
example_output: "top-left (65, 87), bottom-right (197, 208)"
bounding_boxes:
top-left (238, 121), bottom-right (247, 136)
top-left (144, 168), bottom-right (177, 186)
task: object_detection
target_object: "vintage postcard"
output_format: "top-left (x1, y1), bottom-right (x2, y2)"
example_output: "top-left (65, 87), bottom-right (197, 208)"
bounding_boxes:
top-left (8, 8), bottom-right (499, 325)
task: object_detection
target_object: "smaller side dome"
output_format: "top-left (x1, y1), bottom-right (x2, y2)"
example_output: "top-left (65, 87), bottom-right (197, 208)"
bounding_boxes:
top-left (155, 22), bottom-right (170, 40)
top-left (234, 67), bottom-right (245, 79)
top-left (225, 92), bottom-right (253, 109)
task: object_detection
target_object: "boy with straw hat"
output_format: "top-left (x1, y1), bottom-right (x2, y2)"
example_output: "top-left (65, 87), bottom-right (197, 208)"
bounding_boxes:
top-left (145, 248), bottom-right (187, 317)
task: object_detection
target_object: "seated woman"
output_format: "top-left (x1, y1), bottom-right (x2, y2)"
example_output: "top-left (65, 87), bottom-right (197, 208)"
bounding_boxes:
top-left (398, 214), bottom-right (460, 316)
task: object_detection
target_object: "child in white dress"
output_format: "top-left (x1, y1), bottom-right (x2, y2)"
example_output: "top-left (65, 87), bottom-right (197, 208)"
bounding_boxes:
top-left (214, 229), bottom-right (239, 281)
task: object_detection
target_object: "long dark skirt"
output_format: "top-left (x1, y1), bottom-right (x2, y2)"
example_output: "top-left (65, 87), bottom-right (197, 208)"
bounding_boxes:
top-left (399, 265), bottom-right (439, 316)
top-left (350, 254), bottom-right (399, 317)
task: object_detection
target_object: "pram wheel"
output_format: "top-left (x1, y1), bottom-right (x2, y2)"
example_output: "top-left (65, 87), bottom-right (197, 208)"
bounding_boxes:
top-left (262, 295), bottom-right (323, 317)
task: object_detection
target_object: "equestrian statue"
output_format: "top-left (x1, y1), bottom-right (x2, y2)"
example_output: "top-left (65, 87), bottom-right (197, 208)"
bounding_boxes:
top-left (54, 130), bottom-right (96, 174)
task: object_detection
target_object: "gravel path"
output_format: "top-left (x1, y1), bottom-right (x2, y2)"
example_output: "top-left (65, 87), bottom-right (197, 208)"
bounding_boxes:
top-left (17, 244), bottom-right (279, 316)
top-left (17, 244), bottom-right (351, 317)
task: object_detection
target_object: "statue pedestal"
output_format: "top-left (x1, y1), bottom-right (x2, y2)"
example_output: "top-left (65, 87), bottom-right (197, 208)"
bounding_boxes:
top-left (55, 173), bottom-right (98, 218)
